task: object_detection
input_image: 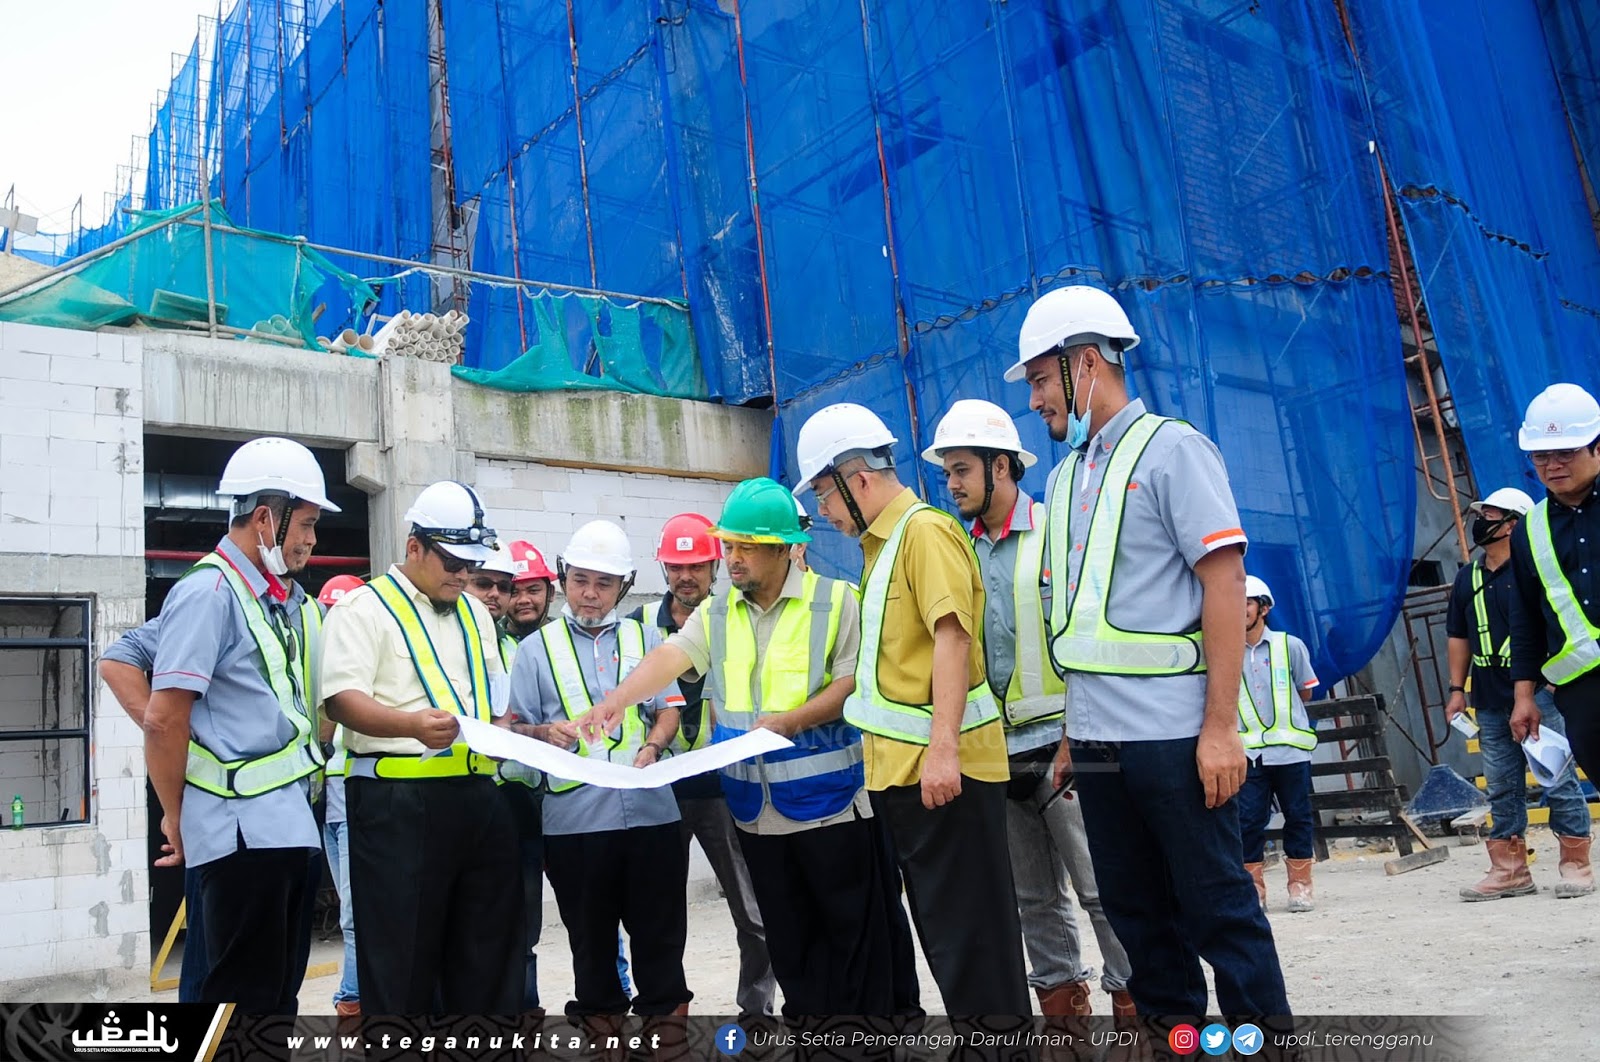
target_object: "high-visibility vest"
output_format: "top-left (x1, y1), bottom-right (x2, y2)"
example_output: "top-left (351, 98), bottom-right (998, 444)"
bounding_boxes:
top-left (182, 552), bottom-right (325, 799)
top-left (708, 571), bottom-right (860, 823)
top-left (846, 502), bottom-right (1001, 743)
top-left (1470, 562), bottom-right (1511, 669)
top-left (1047, 413), bottom-right (1207, 676)
top-left (1237, 631), bottom-right (1316, 751)
top-left (345, 575), bottom-right (497, 782)
top-left (543, 618), bottom-right (649, 793)
top-left (996, 501), bottom-right (1066, 733)
top-left (498, 631), bottom-right (519, 672)
top-left (650, 607), bottom-right (713, 756)
top-left (1527, 501), bottom-right (1600, 685)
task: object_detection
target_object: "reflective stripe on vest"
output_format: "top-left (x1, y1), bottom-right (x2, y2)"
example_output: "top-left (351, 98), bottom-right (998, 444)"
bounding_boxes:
top-left (1529, 500), bottom-right (1600, 684)
top-left (845, 502), bottom-right (1001, 743)
top-left (1047, 414), bottom-right (1207, 676)
top-left (708, 571), bottom-right (860, 823)
top-left (1001, 502), bottom-right (1066, 731)
top-left (543, 619), bottom-right (648, 793)
top-left (499, 631), bottom-right (519, 673)
top-left (1469, 562), bottom-right (1510, 669)
top-left (494, 626), bottom-right (542, 788)
top-left (345, 747), bottom-right (500, 780)
top-left (655, 619), bottom-right (713, 755)
top-left (1237, 631), bottom-right (1316, 752)
top-left (368, 574), bottom-right (493, 722)
top-left (182, 553), bottom-right (325, 799)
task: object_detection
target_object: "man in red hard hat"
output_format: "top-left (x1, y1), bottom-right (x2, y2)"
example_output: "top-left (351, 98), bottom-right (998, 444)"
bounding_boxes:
top-left (504, 539), bottom-right (558, 641)
top-left (630, 513), bottom-right (776, 1018)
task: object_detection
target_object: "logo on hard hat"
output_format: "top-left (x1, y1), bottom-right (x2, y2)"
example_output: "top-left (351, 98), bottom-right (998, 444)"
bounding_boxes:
top-left (513, 560), bottom-right (529, 573)
top-left (1548, 422), bottom-right (1562, 433)
top-left (675, 537), bottom-right (694, 551)
top-left (328, 588), bottom-right (348, 601)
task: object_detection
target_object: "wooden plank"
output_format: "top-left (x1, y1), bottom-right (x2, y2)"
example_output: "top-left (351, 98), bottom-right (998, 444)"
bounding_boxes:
top-left (1399, 813), bottom-right (1434, 851)
top-left (1311, 788), bottom-right (1403, 811)
top-left (1317, 723), bottom-right (1381, 743)
top-left (1384, 846), bottom-right (1451, 875)
top-left (1311, 757), bottom-right (1392, 778)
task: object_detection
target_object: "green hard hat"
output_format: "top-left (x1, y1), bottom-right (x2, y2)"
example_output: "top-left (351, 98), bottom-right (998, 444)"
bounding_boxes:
top-left (712, 477), bottom-right (812, 545)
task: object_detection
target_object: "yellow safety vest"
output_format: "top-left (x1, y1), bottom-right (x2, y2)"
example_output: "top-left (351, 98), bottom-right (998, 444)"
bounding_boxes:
top-left (846, 502), bottom-right (1001, 743)
top-left (707, 573), bottom-right (844, 724)
top-left (544, 618), bottom-right (649, 793)
top-left (1237, 631), bottom-right (1316, 751)
top-left (182, 553), bottom-right (325, 798)
top-left (651, 605), bottom-right (713, 755)
top-left (999, 501), bottom-right (1067, 731)
top-left (1047, 413), bottom-right (1207, 676)
top-left (1470, 562), bottom-right (1511, 669)
top-left (1527, 501), bottom-right (1600, 684)
top-left (346, 575), bottom-right (498, 781)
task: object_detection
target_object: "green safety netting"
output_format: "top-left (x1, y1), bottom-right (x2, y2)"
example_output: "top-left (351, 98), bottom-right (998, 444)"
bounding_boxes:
top-left (0, 201), bottom-right (373, 347)
top-left (452, 291), bottom-right (707, 399)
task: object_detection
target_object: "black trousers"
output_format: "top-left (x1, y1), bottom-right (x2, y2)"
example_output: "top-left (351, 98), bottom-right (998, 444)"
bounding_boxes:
top-left (738, 816), bottom-right (895, 1017)
top-left (501, 784), bottom-right (545, 1011)
top-left (196, 840), bottom-right (319, 1014)
top-left (347, 776), bottom-right (524, 1015)
top-left (873, 781), bottom-right (1031, 1016)
top-left (544, 823), bottom-right (690, 1017)
top-left (1555, 671), bottom-right (1600, 790)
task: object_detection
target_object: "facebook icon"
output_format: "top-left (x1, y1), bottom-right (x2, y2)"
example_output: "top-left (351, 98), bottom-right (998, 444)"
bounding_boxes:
top-left (715, 1023), bottom-right (747, 1055)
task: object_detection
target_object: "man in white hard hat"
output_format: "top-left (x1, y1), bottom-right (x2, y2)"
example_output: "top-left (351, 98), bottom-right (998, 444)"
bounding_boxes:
top-left (508, 519), bottom-right (692, 1022)
top-left (923, 398), bottom-right (1133, 1019)
top-left (1236, 576), bottom-right (1321, 912)
top-left (1453, 486), bottom-right (1592, 900)
top-left (466, 544), bottom-right (521, 669)
top-left (792, 402), bottom-right (1030, 1018)
top-left (1510, 382), bottom-right (1600, 897)
top-left (320, 481), bottom-right (524, 1014)
top-left (142, 436), bottom-right (338, 1012)
top-left (1010, 285), bottom-right (1289, 1017)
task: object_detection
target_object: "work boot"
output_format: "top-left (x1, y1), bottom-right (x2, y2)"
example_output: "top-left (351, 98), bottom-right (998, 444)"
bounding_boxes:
top-left (1110, 990), bottom-right (1137, 1021)
top-left (1286, 858), bottom-right (1316, 913)
top-left (1459, 836), bottom-right (1538, 901)
top-left (1245, 861), bottom-right (1267, 909)
top-left (1555, 834), bottom-right (1596, 899)
top-left (1035, 980), bottom-right (1093, 1016)
top-left (333, 1000), bottom-right (361, 1018)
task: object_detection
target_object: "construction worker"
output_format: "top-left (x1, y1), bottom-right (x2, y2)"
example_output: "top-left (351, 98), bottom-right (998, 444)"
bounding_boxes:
top-left (791, 402), bottom-right (1030, 1017)
top-left (315, 574), bottom-right (366, 1016)
top-left (923, 399), bottom-right (1134, 1018)
top-left (1453, 486), bottom-right (1591, 900)
top-left (320, 481), bottom-right (524, 1014)
top-left (466, 545), bottom-right (521, 667)
top-left (1237, 576), bottom-right (1321, 913)
top-left (507, 519), bottom-right (691, 1021)
top-left (1509, 382), bottom-right (1600, 896)
top-left (503, 538), bottom-right (558, 636)
top-left (578, 478), bottom-right (897, 1017)
top-left (141, 437), bottom-right (337, 1013)
top-left (629, 512), bottom-right (775, 1018)
top-left (1011, 285), bottom-right (1290, 1017)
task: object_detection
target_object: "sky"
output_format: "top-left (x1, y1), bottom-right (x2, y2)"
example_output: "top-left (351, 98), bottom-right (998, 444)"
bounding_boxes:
top-left (0, 1), bottom-right (215, 233)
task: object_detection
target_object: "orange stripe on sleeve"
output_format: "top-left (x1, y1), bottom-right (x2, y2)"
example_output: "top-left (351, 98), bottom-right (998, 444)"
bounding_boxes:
top-left (1201, 527), bottom-right (1246, 546)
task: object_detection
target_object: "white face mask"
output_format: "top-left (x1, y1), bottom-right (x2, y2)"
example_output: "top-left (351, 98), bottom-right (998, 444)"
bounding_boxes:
top-left (562, 602), bottom-right (617, 631)
top-left (257, 509), bottom-right (289, 577)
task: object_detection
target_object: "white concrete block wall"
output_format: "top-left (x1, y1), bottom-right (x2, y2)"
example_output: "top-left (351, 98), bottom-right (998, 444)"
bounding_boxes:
top-left (475, 458), bottom-right (739, 597)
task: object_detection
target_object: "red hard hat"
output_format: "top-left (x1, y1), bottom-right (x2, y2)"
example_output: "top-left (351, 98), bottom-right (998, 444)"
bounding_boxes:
top-left (318, 574), bottom-right (366, 607)
top-left (656, 513), bottom-right (721, 564)
top-left (505, 539), bottom-right (557, 583)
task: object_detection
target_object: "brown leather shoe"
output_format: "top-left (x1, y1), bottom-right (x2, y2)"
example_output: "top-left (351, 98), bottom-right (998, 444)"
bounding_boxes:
top-left (1460, 836), bottom-right (1538, 900)
top-left (1286, 857), bottom-right (1316, 912)
top-left (1035, 980), bottom-right (1093, 1016)
top-left (334, 1000), bottom-right (361, 1017)
top-left (1109, 989), bottom-right (1137, 1019)
top-left (1556, 834), bottom-right (1596, 899)
top-left (1245, 861), bottom-right (1267, 909)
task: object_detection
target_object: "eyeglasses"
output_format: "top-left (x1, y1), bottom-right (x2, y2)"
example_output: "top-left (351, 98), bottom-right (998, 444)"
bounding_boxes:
top-left (1532, 448), bottom-right (1584, 467)
top-left (471, 575), bottom-right (513, 595)
top-left (813, 482), bottom-right (839, 508)
top-left (429, 541), bottom-right (480, 574)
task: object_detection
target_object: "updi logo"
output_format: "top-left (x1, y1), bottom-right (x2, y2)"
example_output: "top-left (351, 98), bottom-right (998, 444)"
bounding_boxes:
top-left (1168, 1023), bottom-right (1199, 1055)
top-left (715, 1023), bottom-right (747, 1055)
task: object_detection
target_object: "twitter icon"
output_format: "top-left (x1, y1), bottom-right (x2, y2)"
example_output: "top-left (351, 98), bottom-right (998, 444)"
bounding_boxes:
top-left (1200, 1024), bottom-right (1231, 1056)
top-left (1232, 1023), bottom-right (1264, 1056)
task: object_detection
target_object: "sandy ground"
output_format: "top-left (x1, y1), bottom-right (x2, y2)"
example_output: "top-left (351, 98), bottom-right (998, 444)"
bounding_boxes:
top-left (134, 829), bottom-right (1592, 1058)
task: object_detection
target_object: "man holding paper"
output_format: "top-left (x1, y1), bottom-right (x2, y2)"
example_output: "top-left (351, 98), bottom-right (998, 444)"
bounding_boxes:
top-left (578, 477), bottom-right (899, 1017)
top-left (507, 519), bottom-right (692, 1020)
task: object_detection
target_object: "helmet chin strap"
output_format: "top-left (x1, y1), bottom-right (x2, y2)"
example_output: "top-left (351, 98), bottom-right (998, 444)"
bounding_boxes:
top-left (979, 452), bottom-right (996, 520)
top-left (833, 468), bottom-right (869, 535)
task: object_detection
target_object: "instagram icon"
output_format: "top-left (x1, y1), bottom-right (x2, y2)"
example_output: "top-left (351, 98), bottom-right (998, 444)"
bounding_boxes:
top-left (1169, 1024), bottom-right (1200, 1055)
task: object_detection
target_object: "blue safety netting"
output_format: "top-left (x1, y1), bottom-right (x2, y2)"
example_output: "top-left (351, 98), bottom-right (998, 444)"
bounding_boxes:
top-left (1346, 0), bottom-right (1600, 500)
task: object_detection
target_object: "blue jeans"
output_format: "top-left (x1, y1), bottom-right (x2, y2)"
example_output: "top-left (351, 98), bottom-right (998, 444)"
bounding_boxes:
top-left (1479, 690), bottom-right (1591, 840)
top-left (1237, 759), bottom-right (1316, 862)
top-left (322, 821), bottom-right (359, 1004)
top-left (1073, 737), bottom-right (1290, 1017)
top-left (178, 867), bottom-right (206, 1003)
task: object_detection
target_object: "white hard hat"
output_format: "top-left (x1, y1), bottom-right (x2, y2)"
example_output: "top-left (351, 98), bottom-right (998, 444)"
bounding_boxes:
top-left (1004, 286), bottom-right (1141, 383)
top-left (1519, 383), bottom-right (1600, 451)
top-left (1470, 487), bottom-right (1535, 517)
top-left (560, 519), bottom-right (635, 577)
top-left (792, 403), bottom-right (898, 496)
top-left (479, 544), bottom-right (520, 577)
top-left (218, 437), bottom-right (341, 512)
top-left (1245, 575), bottom-right (1274, 606)
top-left (921, 398), bottom-right (1038, 468)
top-left (403, 481), bottom-right (497, 562)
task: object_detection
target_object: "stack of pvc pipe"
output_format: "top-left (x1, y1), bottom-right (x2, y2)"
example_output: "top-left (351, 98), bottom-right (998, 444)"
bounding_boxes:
top-left (322, 329), bottom-right (376, 355)
top-left (369, 309), bottom-right (470, 363)
top-left (249, 315), bottom-right (302, 340)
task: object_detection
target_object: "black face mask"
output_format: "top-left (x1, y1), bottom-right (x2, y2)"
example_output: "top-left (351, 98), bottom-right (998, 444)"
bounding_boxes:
top-left (1472, 515), bottom-right (1511, 548)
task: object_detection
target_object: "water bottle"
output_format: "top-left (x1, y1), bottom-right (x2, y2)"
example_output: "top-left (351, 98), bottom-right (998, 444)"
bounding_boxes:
top-left (10, 795), bottom-right (23, 830)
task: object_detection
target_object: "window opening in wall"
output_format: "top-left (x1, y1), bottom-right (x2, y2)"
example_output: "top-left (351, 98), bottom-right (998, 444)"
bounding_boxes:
top-left (0, 597), bottom-right (93, 828)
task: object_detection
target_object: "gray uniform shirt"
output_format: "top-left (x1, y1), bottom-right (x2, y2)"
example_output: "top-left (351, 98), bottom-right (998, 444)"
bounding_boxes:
top-left (972, 498), bottom-right (1063, 756)
top-left (1242, 627), bottom-right (1320, 766)
top-left (149, 537), bottom-right (321, 867)
top-left (1045, 399), bottom-right (1248, 742)
top-left (509, 610), bottom-right (683, 836)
